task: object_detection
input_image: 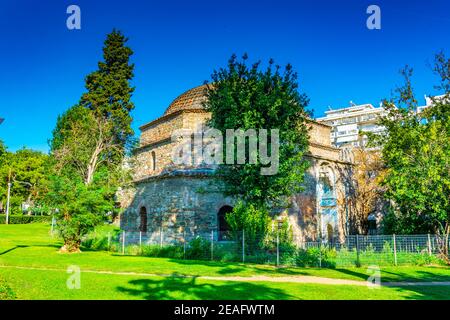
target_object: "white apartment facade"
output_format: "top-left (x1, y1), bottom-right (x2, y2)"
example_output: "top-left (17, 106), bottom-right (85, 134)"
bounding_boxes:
top-left (316, 95), bottom-right (445, 149)
top-left (316, 103), bottom-right (387, 148)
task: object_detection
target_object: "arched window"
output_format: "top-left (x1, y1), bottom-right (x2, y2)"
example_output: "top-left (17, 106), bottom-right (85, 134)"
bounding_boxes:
top-left (151, 151), bottom-right (156, 171)
top-left (218, 205), bottom-right (233, 241)
top-left (139, 207), bottom-right (147, 233)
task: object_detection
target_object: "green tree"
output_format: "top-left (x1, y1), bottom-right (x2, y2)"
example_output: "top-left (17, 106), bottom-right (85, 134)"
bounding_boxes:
top-left (0, 147), bottom-right (50, 215)
top-left (0, 140), bottom-right (5, 160)
top-left (205, 54), bottom-right (310, 236)
top-left (371, 53), bottom-right (450, 260)
top-left (80, 29), bottom-right (135, 161)
top-left (47, 30), bottom-right (135, 252)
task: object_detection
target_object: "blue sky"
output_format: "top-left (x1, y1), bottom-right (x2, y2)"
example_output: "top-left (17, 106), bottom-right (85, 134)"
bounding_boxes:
top-left (0, 0), bottom-right (449, 152)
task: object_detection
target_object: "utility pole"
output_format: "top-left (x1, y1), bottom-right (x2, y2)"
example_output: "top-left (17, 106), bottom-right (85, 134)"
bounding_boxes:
top-left (6, 168), bottom-right (11, 225)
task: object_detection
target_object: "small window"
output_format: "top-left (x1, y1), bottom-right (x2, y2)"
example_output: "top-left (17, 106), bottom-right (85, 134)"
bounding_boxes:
top-left (151, 151), bottom-right (156, 171)
top-left (139, 207), bottom-right (147, 233)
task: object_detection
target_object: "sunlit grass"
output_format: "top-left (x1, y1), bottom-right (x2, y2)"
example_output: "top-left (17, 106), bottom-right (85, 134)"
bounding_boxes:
top-left (0, 223), bottom-right (449, 300)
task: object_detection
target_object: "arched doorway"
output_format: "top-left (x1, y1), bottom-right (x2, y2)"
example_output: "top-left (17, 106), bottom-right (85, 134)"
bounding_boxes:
top-left (139, 207), bottom-right (148, 233)
top-left (218, 205), bottom-right (233, 241)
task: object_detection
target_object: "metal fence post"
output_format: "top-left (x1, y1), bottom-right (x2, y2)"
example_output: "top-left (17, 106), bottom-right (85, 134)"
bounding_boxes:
top-left (242, 230), bottom-right (245, 263)
top-left (276, 229), bottom-right (280, 267)
top-left (160, 227), bottom-right (163, 248)
top-left (211, 230), bottom-right (214, 261)
top-left (427, 233), bottom-right (432, 256)
top-left (122, 231), bottom-right (125, 255)
top-left (356, 235), bottom-right (360, 267)
top-left (183, 230), bottom-right (186, 259)
top-left (319, 243), bottom-right (322, 268)
top-left (393, 234), bottom-right (397, 266)
top-left (139, 231), bottom-right (142, 255)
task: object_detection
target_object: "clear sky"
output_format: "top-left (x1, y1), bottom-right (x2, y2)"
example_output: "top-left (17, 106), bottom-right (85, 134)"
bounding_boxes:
top-left (0, 0), bottom-right (449, 152)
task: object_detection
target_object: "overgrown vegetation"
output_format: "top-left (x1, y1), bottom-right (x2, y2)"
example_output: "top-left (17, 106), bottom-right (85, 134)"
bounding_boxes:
top-left (370, 52), bottom-right (450, 262)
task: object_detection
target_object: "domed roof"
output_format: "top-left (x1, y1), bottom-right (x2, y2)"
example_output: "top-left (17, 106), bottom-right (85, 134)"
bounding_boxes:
top-left (164, 84), bottom-right (208, 116)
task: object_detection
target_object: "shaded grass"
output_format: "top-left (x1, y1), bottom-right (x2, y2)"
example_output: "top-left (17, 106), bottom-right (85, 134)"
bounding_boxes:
top-left (2, 267), bottom-right (450, 300)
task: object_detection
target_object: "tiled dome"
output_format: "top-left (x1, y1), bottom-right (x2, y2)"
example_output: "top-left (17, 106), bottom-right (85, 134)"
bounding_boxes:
top-left (164, 84), bottom-right (208, 116)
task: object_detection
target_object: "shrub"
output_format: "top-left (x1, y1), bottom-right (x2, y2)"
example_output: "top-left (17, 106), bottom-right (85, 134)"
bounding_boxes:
top-left (0, 214), bottom-right (51, 224)
top-left (186, 236), bottom-right (210, 260)
top-left (279, 242), bottom-right (298, 265)
top-left (226, 201), bottom-right (271, 254)
top-left (214, 242), bottom-right (240, 262)
top-left (0, 277), bottom-right (15, 300)
top-left (140, 244), bottom-right (184, 259)
top-left (81, 226), bottom-right (121, 251)
top-left (296, 247), bottom-right (337, 268)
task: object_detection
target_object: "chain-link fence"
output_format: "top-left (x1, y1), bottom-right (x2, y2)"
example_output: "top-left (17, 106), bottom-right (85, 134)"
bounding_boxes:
top-left (83, 229), bottom-right (449, 268)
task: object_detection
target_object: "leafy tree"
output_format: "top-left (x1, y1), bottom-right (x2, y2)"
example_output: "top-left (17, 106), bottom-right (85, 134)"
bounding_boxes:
top-left (0, 140), bottom-right (5, 160)
top-left (45, 175), bottom-right (115, 251)
top-left (226, 201), bottom-right (270, 236)
top-left (0, 147), bottom-right (50, 215)
top-left (47, 30), bottom-right (135, 252)
top-left (337, 148), bottom-right (386, 235)
top-left (205, 54), bottom-right (310, 215)
top-left (371, 53), bottom-right (450, 261)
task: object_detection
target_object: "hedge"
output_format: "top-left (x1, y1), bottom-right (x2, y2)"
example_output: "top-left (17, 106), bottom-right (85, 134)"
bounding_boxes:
top-left (0, 214), bottom-right (51, 224)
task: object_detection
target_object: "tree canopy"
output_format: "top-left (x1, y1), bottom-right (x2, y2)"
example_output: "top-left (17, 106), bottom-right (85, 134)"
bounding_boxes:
top-left (0, 145), bottom-right (50, 215)
top-left (205, 54), bottom-right (311, 208)
top-left (371, 53), bottom-right (450, 244)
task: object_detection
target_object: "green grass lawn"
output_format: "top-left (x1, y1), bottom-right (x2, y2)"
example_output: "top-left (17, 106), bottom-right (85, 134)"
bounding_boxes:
top-left (1, 223), bottom-right (450, 300)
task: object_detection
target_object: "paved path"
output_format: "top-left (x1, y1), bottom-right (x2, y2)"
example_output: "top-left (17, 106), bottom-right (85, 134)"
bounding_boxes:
top-left (1, 264), bottom-right (450, 287)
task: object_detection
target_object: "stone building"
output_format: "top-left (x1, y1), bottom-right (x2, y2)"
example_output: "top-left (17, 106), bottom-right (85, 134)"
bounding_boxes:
top-left (119, 85), bottom-right (352, 243)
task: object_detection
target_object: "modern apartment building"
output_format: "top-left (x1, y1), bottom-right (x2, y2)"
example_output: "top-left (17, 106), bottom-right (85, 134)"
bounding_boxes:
top-left (316, 103), bottom-right (387, 148)
top-left (316, 94), bottom-right (447, 149)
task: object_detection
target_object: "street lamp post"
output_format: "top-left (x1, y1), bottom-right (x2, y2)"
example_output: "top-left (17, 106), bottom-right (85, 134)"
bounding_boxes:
top-left (5, 182), bottom-right (11, 225)
top-left (276, 216), bottom-right (283, 267)
top-left (4, 171), bottom-right (33, 224)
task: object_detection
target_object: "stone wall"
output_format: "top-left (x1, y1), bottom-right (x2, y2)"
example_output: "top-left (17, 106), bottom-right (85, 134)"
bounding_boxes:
top-left (307, 121), bottom-right (333, 147)
top-left (120, 173), bottom-right (234, 243)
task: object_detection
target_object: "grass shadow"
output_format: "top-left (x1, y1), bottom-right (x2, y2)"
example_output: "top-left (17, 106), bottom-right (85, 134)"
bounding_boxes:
top-left (0, 245), bottom-right (29, 256)
top-left (116, 272), bottom-right (295, 300)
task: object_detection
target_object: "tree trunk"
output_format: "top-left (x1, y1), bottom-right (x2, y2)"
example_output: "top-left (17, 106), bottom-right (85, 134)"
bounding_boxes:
top-left (60, 239), bottom-right (82, 253)
top-left (85, 142), bottom-right (103, 185)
